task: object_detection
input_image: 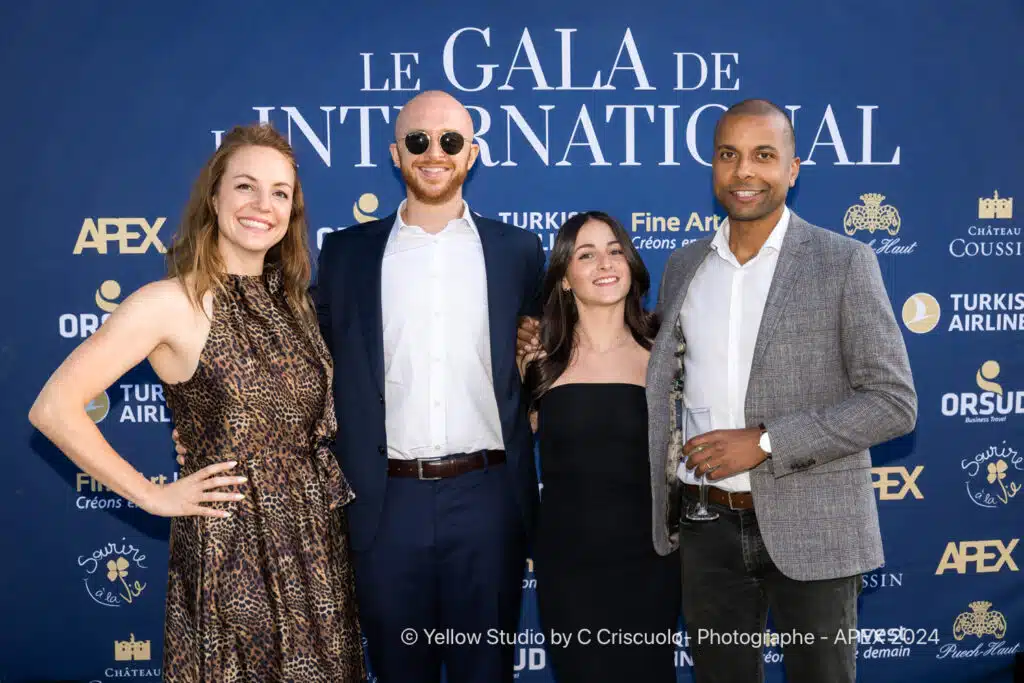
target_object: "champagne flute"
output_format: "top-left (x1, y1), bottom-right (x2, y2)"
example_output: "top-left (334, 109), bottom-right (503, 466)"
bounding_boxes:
top-left (684, 407), bottom-right (719, 521)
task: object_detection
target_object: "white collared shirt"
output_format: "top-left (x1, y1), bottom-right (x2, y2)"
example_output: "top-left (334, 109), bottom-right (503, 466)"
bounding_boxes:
top-left (380, 200), bottom-right (504, 460)
top-left (676, 207), bottom-right (791, 492)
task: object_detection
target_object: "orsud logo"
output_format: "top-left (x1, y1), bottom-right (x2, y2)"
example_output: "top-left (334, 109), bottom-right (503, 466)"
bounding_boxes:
top-left (315, 192), bottom-right (380, 250)
top-left (941, 360), bottom-right (1024, 423)
top-left (353, 192), bottom-right (379, 223)
top-left (59, 279), bottom-right (124, 339)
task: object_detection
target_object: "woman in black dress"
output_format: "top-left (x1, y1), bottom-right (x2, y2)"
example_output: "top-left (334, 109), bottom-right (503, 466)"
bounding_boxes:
top-left (521, 211), bottom-right (681, 683)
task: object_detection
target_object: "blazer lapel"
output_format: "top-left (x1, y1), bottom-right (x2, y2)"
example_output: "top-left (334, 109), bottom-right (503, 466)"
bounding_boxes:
top-left (749, 213), bottom-right (812, 374)
top-left (664, 241), bottom-right (713, 344)
top-left (651, 241), bottom-right (713, 392)
top-left (475, 216), bottom-right (509, 388)
top-left (358, 216), bottom-right (394, 396)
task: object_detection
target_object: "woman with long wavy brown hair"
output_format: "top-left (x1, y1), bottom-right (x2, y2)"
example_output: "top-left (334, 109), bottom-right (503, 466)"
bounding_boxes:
top-left (29, 123), bottom-right (366, 681)
top-left (521, 211), bottom-right (681, 683)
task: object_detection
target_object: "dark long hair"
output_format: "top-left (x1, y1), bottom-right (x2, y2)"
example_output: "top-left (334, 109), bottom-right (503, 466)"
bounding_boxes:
top-left (524, 211), bottom-right (659, 411)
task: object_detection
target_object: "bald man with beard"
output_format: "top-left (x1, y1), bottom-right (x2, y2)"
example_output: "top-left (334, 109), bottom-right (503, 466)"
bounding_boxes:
top-left (314, 91), bottom-right (546, 683)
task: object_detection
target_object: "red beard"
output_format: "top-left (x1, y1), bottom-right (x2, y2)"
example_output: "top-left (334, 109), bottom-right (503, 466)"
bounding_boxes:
top-left (401, 161), bottom-right (468, 205)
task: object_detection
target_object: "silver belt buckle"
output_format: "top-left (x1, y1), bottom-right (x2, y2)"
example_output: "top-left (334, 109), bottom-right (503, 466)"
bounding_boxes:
top-left (416, 459), bottom-right (442, 481)
top-left (725, 490), bottom-right (747, 511)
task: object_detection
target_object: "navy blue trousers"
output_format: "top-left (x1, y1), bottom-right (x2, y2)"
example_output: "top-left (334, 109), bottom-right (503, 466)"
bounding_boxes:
top-left (352, 460), bottom-right (527, 683)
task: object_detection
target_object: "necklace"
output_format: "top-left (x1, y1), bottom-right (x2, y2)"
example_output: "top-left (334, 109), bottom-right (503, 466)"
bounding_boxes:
top-left (577, 330), bottom-right (633, 354)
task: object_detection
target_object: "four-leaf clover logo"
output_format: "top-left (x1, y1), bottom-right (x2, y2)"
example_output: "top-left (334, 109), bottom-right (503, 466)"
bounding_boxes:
top-left (106, 557), bottom-right (129, 582)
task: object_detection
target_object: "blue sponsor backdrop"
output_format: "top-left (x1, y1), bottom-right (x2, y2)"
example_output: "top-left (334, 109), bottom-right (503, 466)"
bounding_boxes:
top-left (2, 2), bottom-right (1022, 681)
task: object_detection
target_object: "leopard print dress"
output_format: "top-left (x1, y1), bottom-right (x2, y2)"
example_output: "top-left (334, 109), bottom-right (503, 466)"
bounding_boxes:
top-left (161, 269), bottom-right (366, 682)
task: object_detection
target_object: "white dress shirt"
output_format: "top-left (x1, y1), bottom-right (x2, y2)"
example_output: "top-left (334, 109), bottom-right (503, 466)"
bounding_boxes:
top-left (380, 200), bottom-right (505, 460)
top-left (676, 207), bottom-right (791, 492)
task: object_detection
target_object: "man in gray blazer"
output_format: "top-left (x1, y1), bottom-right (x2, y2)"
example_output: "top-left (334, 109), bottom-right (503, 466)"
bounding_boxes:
top-left (647, 99), bottom-right (917, 683)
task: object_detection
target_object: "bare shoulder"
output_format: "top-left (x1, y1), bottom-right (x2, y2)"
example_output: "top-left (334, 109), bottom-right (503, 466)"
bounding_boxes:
top-left (125, 276), bottom-right (214, 383)
top-left (112, 276), bottom-right (212, 345)
top-left (122, 277), bottom-right (193, 311)
top-left (632, 341), bottom-right (652, 384)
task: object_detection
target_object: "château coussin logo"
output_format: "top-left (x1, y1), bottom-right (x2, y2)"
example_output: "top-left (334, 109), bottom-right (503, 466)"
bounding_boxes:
top-left (115, 634), bottom-right (151, 661)
top-left (978, 191), bottom-right (1013, 220)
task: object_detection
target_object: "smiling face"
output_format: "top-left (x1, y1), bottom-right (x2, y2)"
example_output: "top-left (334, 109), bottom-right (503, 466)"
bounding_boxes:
top-left (562, 219), bottom-right (632, 307)
top-left (212, 144), bottom-right (294, 263)
top-left (712, 112), bottom-right (800, 225)
top-left (390, 91), bottom-right (479, 205)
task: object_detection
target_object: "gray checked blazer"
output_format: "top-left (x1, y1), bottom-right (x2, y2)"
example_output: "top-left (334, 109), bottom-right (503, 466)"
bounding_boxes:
top-left (646, 210), bottom-right (917, 581)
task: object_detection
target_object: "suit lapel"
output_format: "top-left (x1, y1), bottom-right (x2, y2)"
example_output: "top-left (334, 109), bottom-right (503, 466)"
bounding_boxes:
top-left (651, 241), bottom-right (713, 392)
top-left (664, 242), bottom-right (713, 344)
top-left (475, 216), bottom-right (509, 389)
top-left (358, 216), bottom-right (394, 396)
top-left (749, 213), bottom-right (812, 374)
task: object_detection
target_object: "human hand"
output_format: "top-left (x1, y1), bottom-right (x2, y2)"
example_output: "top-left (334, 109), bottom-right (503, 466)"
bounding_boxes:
top-left (141, 460), bottom-right (246, 518)
top-left (172, 428), bottom-right (187, 466)
top-left (516, 316), bottom-right (542, 360)
top-left (683, 427), bottom-right (767, 480)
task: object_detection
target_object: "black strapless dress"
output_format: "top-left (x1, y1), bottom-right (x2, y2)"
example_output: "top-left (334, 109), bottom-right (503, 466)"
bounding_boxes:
top-left (533, 383), bottom-right (681, 683)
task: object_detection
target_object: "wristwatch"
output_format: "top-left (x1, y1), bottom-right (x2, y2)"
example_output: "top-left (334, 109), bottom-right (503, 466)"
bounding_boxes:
top-left (758, 423), bottom-right (772, 458)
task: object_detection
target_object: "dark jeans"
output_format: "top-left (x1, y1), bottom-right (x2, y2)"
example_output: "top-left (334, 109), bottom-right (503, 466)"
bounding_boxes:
top-left (678, 491), bottom-right (860, 683)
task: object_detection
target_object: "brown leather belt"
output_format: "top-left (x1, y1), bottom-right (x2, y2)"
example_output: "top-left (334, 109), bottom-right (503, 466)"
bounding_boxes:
top-left (682, 483), bottom-right (754, 511)
top-left (387, 450), bottom-right (506, 480)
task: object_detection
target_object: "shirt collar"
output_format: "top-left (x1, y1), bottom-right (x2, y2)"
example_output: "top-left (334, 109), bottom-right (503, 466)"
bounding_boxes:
top-left (389, 199), bottom-right (478, 242)
top-left (711, 205), bottom-right (791, 259)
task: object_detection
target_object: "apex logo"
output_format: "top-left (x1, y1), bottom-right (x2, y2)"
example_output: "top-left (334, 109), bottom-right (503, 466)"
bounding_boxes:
top-left (74, 218), bottom-right (166, 254)
top-left (872, 466), bottom-right (924, 500)
top-left (936, 539), bottom-right (1018, 575)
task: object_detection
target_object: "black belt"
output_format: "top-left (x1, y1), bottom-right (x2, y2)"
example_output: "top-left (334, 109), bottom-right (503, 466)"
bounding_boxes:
top-left (387, 450), bottom-right (505, 480)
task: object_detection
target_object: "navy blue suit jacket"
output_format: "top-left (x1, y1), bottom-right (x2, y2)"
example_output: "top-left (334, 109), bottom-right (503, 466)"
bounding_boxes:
top-left (313, 212), bottom-right (546, 553)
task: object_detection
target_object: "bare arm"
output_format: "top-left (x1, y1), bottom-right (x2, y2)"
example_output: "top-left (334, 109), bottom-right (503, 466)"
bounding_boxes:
top-left (29, 279), bottom-right (243, 517)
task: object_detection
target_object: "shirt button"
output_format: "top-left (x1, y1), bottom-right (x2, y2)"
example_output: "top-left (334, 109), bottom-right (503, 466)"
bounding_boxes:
top-left (433, 401), bottom-right (440, 408)
top-left (434, 445), bottom-right (441, 451)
